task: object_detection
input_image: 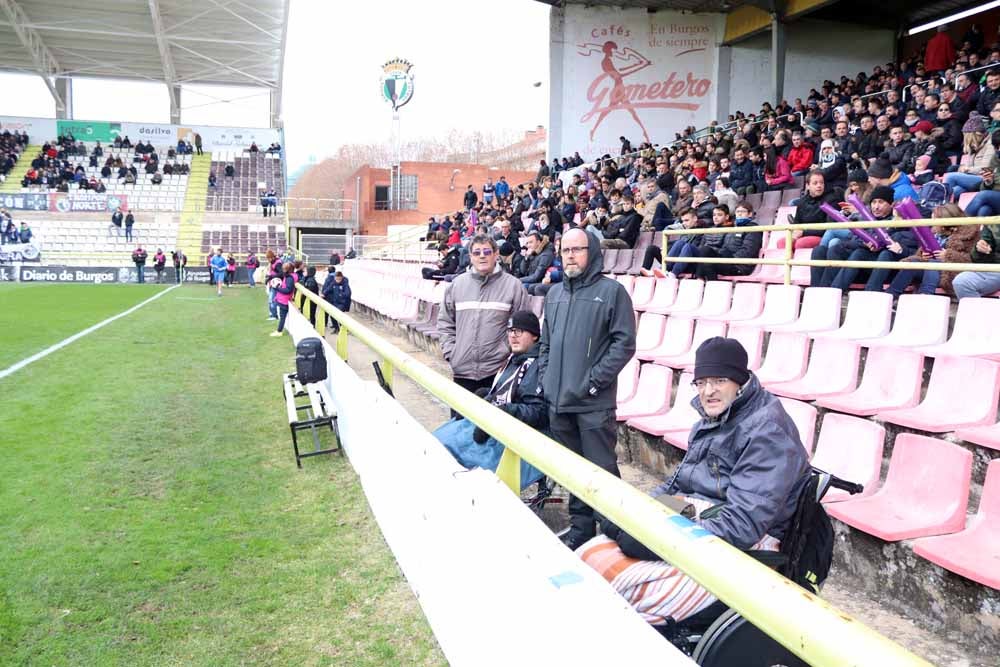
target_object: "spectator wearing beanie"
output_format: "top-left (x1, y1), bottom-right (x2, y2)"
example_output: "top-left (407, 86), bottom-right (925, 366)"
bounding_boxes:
top-left (943, 114), bottom-right (996, 198)
top-left (868, 156), bottom-right (919, 202)
top-left (817, 185), bottom-right (918, 291)
top-left (578, 336), bottom-right (810, 625)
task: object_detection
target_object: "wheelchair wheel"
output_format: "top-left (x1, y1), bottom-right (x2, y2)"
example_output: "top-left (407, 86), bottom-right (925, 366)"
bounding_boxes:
top-left (692, 609), bottom-right (809, 667)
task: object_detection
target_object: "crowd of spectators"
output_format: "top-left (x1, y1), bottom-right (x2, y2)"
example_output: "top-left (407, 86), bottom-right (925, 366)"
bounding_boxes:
top-left (0, 129), bottom-right (28, 181)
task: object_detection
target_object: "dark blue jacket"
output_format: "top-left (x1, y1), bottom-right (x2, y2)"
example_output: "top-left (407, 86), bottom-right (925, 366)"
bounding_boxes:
top-left (322, 275), bottom-right (352, 311)
top-left (652, 375), bottom-right (811, 549)
top-left (728, 158), bottom-right (754, 191)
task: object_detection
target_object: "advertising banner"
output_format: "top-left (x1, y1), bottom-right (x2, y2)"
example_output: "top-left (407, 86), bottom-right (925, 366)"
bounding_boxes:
top-left (0, 193), bottom-right (51, 211)
top-left (553, 6), bottom-right (723, 159)
top-left (0, 265), bottom-right (17, 281)
top-left (19, 266), bottom-right (122, 284)
top-left (48, 192), bottom-right (128, 213)
top-left (120, 122), bottom-right (280, 152)
top-left (56, 120), bottom-right (122, 142)
top-left (0, 241), bottom-right (41, 263)
top-left (0, 116), bottom-right (56, 141)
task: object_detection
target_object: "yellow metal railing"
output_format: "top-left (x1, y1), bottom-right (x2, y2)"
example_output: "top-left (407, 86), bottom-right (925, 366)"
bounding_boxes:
top-left (661, 215), bottom-right (1000, 285)
top-left (291, 282), bottom-right (931, 667)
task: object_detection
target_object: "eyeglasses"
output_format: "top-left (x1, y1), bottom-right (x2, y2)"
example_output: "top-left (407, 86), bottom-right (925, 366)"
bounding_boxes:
top-left (507, 327), bottom-right (528, 336)
top-left (561, 246), bottom-right (588, 256)
top-left (471, 249), bottom-right (494, 257)
top-left (691, 377), bottom-right (732, 390)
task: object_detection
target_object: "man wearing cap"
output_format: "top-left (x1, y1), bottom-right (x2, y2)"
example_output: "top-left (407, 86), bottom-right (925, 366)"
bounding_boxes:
top-left (817, 185), bottom-right (919, 291)
top-left (577, 337), bottom-right (811, 626)
top-left (432, 311), bottom-right (548, 491)
top-left (539, 228), bottom-right (636, 549)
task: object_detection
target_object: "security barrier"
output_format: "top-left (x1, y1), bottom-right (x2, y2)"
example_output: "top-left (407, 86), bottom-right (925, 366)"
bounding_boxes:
top-left (292, 281), bottom-right (931, 667)
top-left (661, 215), bottom-right (1000, 285)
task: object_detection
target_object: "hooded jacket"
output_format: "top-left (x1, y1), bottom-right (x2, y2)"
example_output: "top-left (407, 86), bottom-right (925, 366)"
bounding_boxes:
top-left (520, 236), bottom-right (555, 285)
top-left (538, 232), bottom-right (636, 413)
top-left (652, 375), bottom-right (811, 549)
top-left (322, 274), bottom-right (352, 311)
top-left (438, 263), bottom-right (530, 381)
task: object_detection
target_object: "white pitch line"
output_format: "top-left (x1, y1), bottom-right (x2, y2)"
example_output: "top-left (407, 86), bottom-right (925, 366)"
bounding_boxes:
top-left (0, 285), bottom-right (180, 381)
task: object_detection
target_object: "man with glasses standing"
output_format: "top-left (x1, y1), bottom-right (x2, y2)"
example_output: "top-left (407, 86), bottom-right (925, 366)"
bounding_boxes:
top-left (538, 229), bottom-right (636, 549)
top-left (438, 234), bottom-right (531, 416)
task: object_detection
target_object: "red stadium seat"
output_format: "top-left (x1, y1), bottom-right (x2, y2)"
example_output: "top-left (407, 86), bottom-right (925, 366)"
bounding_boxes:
top-left (815, 346), bottom-right (924, 416)
top-left (917, 298), bottom-right (1000, 360)
top-left (726, 324), bottom-right (764, 371)
top-left (765, 338), bottom-right (860, 399)
top-left (740, 284), bottom-right (802, 328)
top-left (635, 276), bottom-right (679, 312)
top-left (635, 313), bottom-right (667, 353)
top-left (859, 294), bottom-right (950, 349)
top-left (615, 273), bottom-right (635, 295)
top-left (613, 249), bottom-right (636, 274)
top-left (954, 422), bottom-right (1000, 452)
top-left (616, 363), bottom-right (673, 421)
top-left (628, 372), bottom-right (699, 438)
top-left (636, 317), bottom-right (694, 361)
top-left (646, 278), bottom-right (705, 315)
top-left (777, 397), bottom-right (818, 455)
top-left (630, 276), bottom-right (657, 309)
top-left (680, 280), bottom-right (733, 319)
top-left (616, 358), bottom-right (641, 405)
top-left (700, 282), bottom-right (765, 322)
top-left (826, 434), bottom-right (972, 541)
top-left (601, 249), bottom-right (619, 273)
top-left (766, 287), bottom-right (841, 334)
top-left (654, 319), bottom-right (727, 368)
top-left (754, 331), bottom-right (810, 385)
top-left (811, 291), bottom-right (892, 341)
top-left (912, 460), bottom-right (1000, 590)
top-left (810, 414), bottom-right (885, 503)
top-left (878, 356), bottom-right (1000, 433)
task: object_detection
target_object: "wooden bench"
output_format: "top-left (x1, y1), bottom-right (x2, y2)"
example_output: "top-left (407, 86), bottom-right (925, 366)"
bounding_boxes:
top-left (282, 372), bottom-right (340, 468)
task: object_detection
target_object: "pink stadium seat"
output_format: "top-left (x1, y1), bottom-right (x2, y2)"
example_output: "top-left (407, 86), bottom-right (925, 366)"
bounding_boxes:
top-left (826, 434), bottom-right (972, 541)
top-left (636, 317), bottom-right (694, 361)
top-left (630, 276), bottom-right (657, 309)
top-left (766, 338), bottom-right (860, 399)
top-left (815, 346), bottom-right (924, 416)
top-left (754, 331), bottom-right (810, 385)
top-left (616, 358), bottom-right (640, 405)
top-left (613, 250), bottom-right (636, 274)
top-left (635, 313), bottom-right (667, 353)
top-left (601, 249), bottom-right (619, 273)
top-left (878, 356), bottom-right (1000, 433)
top-left (766, 287), bottom-right (842, 334)
top-left (912, 460), bottom-right (1000, 590)
top-left (741, 284), bottom-right (801, 328)
top-left (810, 414), bottom-right (885, 503)
top-left (790, 248), bottom-right (813, 285)
top-left (701, 282), bottom-right (765, 322)
top-left (777, 397), bottom-right (818, 456)
top-left (726, 324), bottom-right (764, 371)
top-left (615, 274), bottom-right (635, 295)
top-left (859, 294), bottom-right (950, 349)
top-left (636, 276), bottom-right (680, 313)
top-left (616, 363), bottom-right (673, 421)
top-left (680, 280), bottom-right (733, 319)
top-left (751, 249), bottom-right (788, 283)
top-left (629, 372), bottom-right (700, 438)
top-left (654, 319), bottom-right (727, 368)
top-left (954, 422), bottom-right (1000, 452)
top-left (917, 297), bottom-right (1000, 360)
top-left (811, 291), bottom-right (892, 341)
top-left (646, 279), bottom-right (703, 315)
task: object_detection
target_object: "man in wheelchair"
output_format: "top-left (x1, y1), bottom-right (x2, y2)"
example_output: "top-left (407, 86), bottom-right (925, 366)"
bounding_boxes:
top-left (578, 337), bottom-right (851, 663)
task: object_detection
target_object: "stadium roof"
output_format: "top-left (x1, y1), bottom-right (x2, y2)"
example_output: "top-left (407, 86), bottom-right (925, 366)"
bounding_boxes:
top-left (0, 0), bottom-right (289, 114)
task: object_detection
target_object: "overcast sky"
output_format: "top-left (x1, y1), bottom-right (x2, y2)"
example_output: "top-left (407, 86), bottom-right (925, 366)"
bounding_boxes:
top-left (0, 0), bottom-right (550, 172)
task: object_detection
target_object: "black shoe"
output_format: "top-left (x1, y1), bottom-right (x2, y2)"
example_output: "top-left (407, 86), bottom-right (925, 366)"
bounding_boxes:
top-left (559, 530), bottom-right (593, 551)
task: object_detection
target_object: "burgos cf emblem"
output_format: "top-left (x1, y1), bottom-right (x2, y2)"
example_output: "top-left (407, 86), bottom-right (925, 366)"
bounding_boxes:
top-left (380, 58), bottom-right (414, 111)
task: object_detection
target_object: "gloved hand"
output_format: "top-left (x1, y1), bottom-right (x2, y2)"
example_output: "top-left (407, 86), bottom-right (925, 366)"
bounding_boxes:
top-left (473, 426), bottom-right (490, 444)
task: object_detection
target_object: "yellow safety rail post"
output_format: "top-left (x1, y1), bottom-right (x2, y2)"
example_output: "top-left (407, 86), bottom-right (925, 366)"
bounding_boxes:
top-left (336, 327), bottom-right (349, 360)
top-left (294, 282), bottom-right (932, 667)
top-left (784, 228), bottom-right (793, 286)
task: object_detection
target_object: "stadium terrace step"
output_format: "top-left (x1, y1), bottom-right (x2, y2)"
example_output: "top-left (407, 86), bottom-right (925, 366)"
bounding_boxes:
top-left (0, 145), bottom-right (41, 193)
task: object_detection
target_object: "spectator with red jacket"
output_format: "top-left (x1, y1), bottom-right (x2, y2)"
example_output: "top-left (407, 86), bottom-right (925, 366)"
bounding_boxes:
top-left (924, 26), bottom-right (955, 73)
top-left (787, 133), bottom-right (815, 175)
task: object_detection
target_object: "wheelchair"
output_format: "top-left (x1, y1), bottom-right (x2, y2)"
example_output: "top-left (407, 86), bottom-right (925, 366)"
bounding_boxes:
top-left (654, 469), bottom-right (862, 666)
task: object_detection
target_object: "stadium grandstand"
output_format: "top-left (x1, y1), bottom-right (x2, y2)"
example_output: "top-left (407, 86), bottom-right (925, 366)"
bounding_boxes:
top-left (2, 0), bottom-right (999, 666)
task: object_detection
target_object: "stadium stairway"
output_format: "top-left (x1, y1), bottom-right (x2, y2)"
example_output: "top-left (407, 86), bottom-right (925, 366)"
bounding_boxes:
top-left (175, 151), bottom-right (212, 259)
top-left (0, 145), bottom-right (41, 193)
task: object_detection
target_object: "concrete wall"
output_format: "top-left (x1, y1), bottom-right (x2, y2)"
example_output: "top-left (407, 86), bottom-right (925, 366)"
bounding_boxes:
top-left (727, 19), bottom-right (895, 115)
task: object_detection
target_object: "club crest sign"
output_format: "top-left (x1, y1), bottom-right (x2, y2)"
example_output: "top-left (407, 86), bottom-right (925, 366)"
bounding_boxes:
top-left (380, 58), bottom-right (414, 111)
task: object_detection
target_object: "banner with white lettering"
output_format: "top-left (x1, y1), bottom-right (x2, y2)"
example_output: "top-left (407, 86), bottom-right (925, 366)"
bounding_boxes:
top-left (48, 193), bottom-right (128, 213)
top-left (554, 7), bottom-right (723, 160)
top-left (19, 266), bottom-right (123, 284)
top-left (0, 241), bottom-right (41, 263)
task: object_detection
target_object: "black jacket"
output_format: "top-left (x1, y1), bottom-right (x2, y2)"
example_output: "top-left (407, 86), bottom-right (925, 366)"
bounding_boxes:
top-left (485, 343), bottom-right (548, 431)
top-left (520, 238), bottom-right (555, 285)
top-left (729, 159), bottom-right (754, 191)
top-left (322, 274), bottom-right (352, 311)
top-left (717, 222), bottom-right (764, 261)
top-left (881, 141), bottom-right (915, 173)
top-left (854, 130), bottom-right (881, 161)
top-left (977, 85), bottom-right (1000, 117)
top-left (538, 232), bottom-right (636, 413)
top-left (603, 209), bottom-right (641, 248)
top-left (793, 189), bottom-right (843, 238)
top-left (817, 156), bottom-right (848, 191)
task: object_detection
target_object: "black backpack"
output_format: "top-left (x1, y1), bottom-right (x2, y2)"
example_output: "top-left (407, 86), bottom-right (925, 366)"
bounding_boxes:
top-left (780, 475), bottom-right (835, 593)
top-left (295, 338), bottom-right (327, 385)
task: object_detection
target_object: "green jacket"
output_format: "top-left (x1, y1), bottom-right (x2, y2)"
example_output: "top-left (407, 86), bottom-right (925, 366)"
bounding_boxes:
top-left (972, 225), bottom-right (1000, 264)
